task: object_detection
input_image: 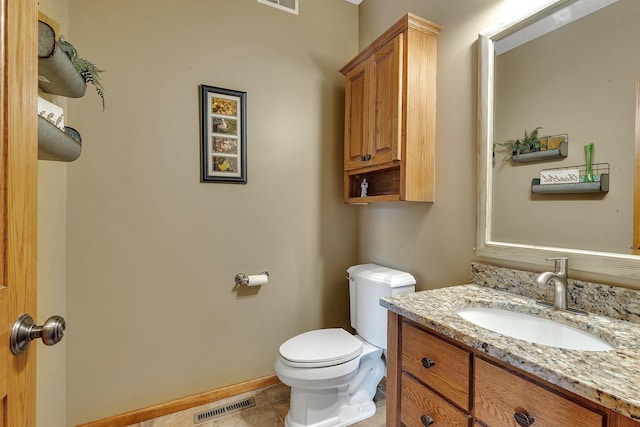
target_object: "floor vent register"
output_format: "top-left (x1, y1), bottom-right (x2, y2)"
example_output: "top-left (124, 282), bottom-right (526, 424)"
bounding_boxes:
top-left (193, 397), bottom-right (257, 424)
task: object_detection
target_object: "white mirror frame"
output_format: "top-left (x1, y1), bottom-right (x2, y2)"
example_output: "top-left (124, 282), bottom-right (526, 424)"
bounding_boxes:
top-left (476, 0), bottom-right (640, 281)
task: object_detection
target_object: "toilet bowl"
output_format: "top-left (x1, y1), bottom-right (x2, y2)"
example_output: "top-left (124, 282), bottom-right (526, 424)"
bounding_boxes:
top-left (275, 264), bottom-right (416, 427)
top-left (276, 329), bottom-right (384, 427)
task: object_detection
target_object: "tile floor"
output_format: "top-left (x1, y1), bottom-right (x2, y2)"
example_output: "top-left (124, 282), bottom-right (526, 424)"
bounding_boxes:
top-left (127, 381), bottom-right (386, 427)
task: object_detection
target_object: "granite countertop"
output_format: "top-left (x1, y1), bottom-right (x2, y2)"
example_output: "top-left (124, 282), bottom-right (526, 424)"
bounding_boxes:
top-left (381, 284), bottom-right (640, 420)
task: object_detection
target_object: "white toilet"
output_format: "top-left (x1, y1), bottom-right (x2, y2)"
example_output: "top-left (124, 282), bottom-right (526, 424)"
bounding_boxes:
top-left (275, 264), bottom-right (416, 427)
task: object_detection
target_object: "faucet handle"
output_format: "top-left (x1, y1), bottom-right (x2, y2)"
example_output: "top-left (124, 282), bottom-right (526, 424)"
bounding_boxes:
top-left (546, 257), bottom-right (568, 273)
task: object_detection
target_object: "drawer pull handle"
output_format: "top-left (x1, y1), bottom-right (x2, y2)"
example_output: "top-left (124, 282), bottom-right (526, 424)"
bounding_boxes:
top-left (420, 415), bottom-right (434, 426)
top-left (421, 357), bottom-right (435, 369)
top-left (514, 411), bottom-right (535, 426)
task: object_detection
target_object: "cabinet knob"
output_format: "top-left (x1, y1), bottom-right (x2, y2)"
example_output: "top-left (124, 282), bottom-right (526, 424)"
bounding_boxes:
top-left (366, 154), bottom-right (372, 160)
top-left (360, 155), bottom-right (366, 161)
top-left (514, 411), bottom-right (535, 426)
top-left (420, 415), bottom-right (434, 426)
top-left (421, 357), bottom-right (435, 369)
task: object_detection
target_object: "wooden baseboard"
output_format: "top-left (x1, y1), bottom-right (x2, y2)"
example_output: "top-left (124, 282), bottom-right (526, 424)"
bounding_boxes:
top-left (76, 374), bottom-right (281, 427)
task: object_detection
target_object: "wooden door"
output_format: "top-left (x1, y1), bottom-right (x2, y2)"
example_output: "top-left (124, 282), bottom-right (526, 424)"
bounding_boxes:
top-left (344, 60), bottom-right (370, 170)
top-left (1, 0), bottom-right (39, 426)
top-left (633, 79), bottom-right (640, 255)
top-left (369, 33), bottom-right (402, 166)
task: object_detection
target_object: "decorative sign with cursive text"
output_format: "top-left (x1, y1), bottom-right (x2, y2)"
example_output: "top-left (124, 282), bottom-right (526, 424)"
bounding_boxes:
top-left (540, 168), bottom-right (580, 185)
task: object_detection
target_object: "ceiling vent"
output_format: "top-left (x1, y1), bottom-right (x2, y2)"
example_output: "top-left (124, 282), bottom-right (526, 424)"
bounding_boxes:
top-left (257, 0), bottom-right (298, 15)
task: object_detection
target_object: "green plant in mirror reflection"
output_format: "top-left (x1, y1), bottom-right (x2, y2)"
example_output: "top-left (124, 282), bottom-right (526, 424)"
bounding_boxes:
top-left (494, 126), bottom-right (545, 162)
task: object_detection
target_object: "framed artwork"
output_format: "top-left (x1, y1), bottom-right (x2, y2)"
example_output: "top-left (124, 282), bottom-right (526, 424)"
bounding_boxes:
top-left (199, 85), bottom-right (247, 183)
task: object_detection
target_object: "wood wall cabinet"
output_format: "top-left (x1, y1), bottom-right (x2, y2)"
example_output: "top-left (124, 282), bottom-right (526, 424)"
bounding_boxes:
top-left (386, 312), bottom-right (640, 427)
top-left (339, 14), bottom-right (440, 203)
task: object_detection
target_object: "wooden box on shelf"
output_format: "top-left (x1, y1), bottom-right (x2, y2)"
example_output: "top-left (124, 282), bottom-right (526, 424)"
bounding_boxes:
top-left (339, 13), bottom-right (440, 204)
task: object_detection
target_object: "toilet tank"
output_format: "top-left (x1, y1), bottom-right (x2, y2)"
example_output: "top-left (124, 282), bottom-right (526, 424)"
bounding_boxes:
top-left (347, 264), bottom-right (416, 349)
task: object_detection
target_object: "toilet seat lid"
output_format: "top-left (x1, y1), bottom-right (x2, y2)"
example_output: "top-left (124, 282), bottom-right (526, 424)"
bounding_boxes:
top-left (279, 328), bottom-right (363, 368)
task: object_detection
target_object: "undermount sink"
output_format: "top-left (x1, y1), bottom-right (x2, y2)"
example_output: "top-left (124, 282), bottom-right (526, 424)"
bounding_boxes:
top-left (456, 307), bottom-right (614, 352)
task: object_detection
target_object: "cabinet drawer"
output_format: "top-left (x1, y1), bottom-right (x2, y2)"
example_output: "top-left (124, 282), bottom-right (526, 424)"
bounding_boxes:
top-left (475, 358), bottom-right (603, 427)
top-left (402, 321), bottom-right (471, 411)
top-left (401, 373), bottom-right (471, 427)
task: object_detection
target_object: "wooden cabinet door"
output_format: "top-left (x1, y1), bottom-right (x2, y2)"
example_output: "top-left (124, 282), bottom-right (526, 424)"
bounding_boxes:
top-left (369, 33), bottom-right (402, 166)
top-left (344, 33), bottom-right (402, 171)
top-left (401, 373), bottom-right (471, 427)
top-left (475, 358), bottom-right (603, 427)
top-left (0, 0), bottom-right (39, 426)
top-left (344, 60), bottom-right (370, 170)
top-left (402, 322), bottom-right (471, 411)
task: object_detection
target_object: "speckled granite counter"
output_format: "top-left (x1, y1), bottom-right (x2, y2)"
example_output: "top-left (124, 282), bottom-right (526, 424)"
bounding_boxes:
top-left (381, 265), bottom-right (640, 421)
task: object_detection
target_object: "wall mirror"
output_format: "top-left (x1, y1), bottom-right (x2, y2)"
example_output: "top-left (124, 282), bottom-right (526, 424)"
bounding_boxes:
top-left (477, 0), bottom-right (640, 282)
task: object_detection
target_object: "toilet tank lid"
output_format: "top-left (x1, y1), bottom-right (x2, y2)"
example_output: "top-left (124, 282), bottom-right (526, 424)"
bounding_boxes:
top-left (348, 263), bottom-right (416, 287)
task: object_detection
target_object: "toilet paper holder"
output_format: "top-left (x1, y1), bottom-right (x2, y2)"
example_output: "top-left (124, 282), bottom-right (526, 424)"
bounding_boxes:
top-left (235, 271), bottom-right (269, 286)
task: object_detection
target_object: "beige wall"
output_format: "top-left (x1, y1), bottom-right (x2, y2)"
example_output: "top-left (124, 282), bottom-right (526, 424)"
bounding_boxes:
top-left (64, 0), bottom-right (358, 424)
top-left (37, 161), bottom-right (68, 427)
top-left (37, 3), bottom-right (69, 427)
top-left (357, 0), bottom-right (640, 286)
top-left (356, 0), bottom-right (508, 289)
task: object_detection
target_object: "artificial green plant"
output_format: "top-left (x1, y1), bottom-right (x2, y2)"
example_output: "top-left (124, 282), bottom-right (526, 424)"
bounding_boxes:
top-left (58, 36), bottom-right (105, 110)
top-left (495, 127), bottom-right (545, 161)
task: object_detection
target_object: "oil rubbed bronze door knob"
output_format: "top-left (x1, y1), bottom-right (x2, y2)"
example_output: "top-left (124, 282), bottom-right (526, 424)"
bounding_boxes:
top-left (514, 411), bottom-right (535, 426)
top-left (420, 414), bottom-right (434, 426)
top-left (421, 357), bottom-right (436, 368)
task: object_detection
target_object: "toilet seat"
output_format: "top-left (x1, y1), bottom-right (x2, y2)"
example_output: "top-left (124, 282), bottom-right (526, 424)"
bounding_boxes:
top-left (279, 328), bottom-right (363, 368)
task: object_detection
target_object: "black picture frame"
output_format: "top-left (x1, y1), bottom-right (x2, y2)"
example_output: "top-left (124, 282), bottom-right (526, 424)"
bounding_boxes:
top-left (199, 85), bottom-right (247, 184)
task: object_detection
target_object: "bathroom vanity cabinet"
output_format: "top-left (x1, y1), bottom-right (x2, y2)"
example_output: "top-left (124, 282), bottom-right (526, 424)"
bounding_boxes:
top-left (386, 312), bottom-right (640, 427)
top-left (339, 14), bottom-right (440, 203)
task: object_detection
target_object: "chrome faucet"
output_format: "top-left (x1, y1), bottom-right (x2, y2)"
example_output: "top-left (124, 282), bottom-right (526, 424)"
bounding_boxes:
top-left (534, 257), bottom-right (568, 310)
